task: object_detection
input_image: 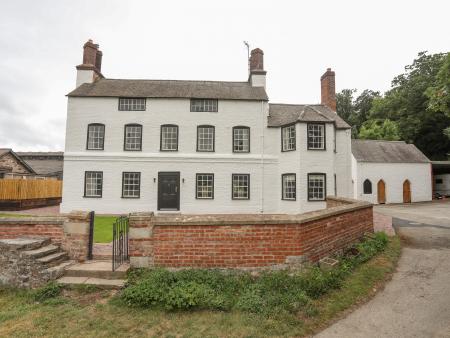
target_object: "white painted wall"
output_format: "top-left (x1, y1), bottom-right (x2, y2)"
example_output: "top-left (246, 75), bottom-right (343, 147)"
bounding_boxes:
top-left (61, 96), bottom-right (353, 214)
top-left (353, 161), bottom-right (432, 204)
top-left (76, 69), bottom-right (94, 87)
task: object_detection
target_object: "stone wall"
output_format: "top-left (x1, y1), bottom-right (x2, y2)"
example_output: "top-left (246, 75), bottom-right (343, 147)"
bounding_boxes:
top-left (0, 152), bottom-right (33, 175)
top-left (129, 197), bottom-right (373, 269)
top-left (0, 212), bottom-right (90, 261)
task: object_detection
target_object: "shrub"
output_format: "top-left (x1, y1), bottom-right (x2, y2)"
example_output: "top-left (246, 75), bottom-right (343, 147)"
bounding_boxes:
top-left (120, 233), bottom-right (389, 315)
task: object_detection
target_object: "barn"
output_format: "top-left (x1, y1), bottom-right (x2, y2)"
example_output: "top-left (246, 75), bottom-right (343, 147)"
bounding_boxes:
top-left (351, 139), bottom-right (432, 204)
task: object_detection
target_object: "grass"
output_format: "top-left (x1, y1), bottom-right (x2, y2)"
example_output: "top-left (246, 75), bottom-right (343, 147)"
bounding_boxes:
top-left (0, 213), bottom-right (30, 217)
top-left (93, 215), bottom-right (117, 243)
top-left (0, 235), bottom-right (401, 338)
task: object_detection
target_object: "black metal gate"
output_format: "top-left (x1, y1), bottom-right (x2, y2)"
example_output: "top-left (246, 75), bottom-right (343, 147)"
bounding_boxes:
top-left (112, 216), bottom-right (129, 271)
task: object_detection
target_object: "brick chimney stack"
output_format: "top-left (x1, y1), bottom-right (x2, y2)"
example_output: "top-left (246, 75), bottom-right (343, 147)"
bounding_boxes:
top-left (75, 39), bottom-right (104, 87)
top-left (320, 68), bottom-right (336, 112)
top-left (249, 48), bottom-right (266, 88)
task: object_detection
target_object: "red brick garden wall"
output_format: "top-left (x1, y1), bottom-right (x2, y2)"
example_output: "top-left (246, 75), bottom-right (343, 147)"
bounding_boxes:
top-left (0, 212), bottom-right (90, 261)
top-left (0, 219), bottom-right (65, 243)
top-left (129, 197), bottom-right (374, 269)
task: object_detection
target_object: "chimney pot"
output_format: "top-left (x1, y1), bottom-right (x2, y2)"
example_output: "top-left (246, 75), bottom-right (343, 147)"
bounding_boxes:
top-left (320, 68), bottom-right (336, 112)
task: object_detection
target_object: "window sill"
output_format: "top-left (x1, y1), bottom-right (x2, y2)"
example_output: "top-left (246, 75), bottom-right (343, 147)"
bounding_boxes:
top-left (83, 196), bottom-right (102, 198)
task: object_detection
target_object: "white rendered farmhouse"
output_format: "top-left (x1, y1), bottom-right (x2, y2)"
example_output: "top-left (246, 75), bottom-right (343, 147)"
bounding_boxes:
top-left (61, 40), bottom-right (353, 214)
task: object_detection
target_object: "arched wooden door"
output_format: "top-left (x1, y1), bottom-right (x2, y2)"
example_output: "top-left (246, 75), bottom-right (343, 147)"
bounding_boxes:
top-left (403, 180), bottom-right (411, 203)
top-left (377, 180), bottom-right (386, 204)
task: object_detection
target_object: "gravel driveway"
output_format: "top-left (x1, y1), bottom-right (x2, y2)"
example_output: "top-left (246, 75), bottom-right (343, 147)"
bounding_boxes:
top-left (316, 200), bottom-right (450, 338)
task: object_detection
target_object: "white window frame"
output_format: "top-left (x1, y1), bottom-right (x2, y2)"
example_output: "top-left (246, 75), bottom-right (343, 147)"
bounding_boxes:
top-left (232, 174), bottom-right (250, 200)
top-left (87, 124), bottom-right (105, 150)
top-left (196, 173), bottom-right (214, 199)
top-left (124, 124), bottom-right (142, 151)
top-left (122, 172), bottom-right (141, 198)
top-left (307, 123), bottom-right (325, 150)
top-left (233, 126), bottom-right (250, 153)
top-left (308, 173), bottom-right (326, 201)
top-left (282, 124), bottom-right (296, 151)
top-left (190, 99), bottom-right (218, 112)
top-left (282, 174), bottom-right (296, 200)
top-left (197, 125), bottom-right (215, 152)
top-left (84, 171), bottom-right (103, 197)
top-left (118, 98), bottom-right (146, 111)
top-left (160, 125), bottom-right (178, 151)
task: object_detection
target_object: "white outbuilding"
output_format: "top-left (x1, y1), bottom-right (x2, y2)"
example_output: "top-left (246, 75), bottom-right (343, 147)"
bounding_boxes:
top-left (351, 139), bottom-right (432, 204)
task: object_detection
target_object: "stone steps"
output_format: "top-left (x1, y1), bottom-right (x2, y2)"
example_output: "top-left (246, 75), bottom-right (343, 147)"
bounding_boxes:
top-left (64, 260), bottom-right (129, 280)
top-left (57, 260), bottom-right (129, 289)
top-left (37, 251), bottom-right (69, 267)
top-left (23, 244), bottom-right (59, 258)
top-left (1, 237), bottom-right (51, 251)
top-left (44, 261), bottom-right (76, 280)
top-left (57, 276), bottom-right (126, 289)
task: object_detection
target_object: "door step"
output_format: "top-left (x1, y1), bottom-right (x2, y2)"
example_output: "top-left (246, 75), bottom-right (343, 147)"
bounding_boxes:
top-left (57, 276), bottom-right (125, 289)
top-left (64, 260), bottom-right (129, 280)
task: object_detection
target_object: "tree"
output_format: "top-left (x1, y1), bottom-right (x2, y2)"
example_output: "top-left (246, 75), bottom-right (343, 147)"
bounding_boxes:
top-left (358, 119), bottom-right (401, 141)
top-left (368, 51), bottom-right (450, 159)
top-left (336, 89), bottom-right (380, 137)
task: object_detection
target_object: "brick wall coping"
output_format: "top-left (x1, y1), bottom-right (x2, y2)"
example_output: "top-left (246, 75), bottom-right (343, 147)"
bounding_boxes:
top-left (0, 216), bottom-right (66, 225)
top-left (130, 197), bottom-right (372, 226)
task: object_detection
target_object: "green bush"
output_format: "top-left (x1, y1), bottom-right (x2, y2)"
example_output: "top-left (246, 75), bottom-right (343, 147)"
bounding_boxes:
top-left (32, 282), bottom-right (64, 302)
top-left (120, 232), bottom-right (389, 315)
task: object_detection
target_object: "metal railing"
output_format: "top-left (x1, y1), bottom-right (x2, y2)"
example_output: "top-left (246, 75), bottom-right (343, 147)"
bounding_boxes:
top-left (112, 216), bottom-right (129, 271)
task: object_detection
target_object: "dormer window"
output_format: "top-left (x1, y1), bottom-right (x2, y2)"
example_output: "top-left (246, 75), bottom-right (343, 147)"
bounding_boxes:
top-left (190, 99), bottom-right (218, 112)
top-left (119, 98), bottom-right (146, 111)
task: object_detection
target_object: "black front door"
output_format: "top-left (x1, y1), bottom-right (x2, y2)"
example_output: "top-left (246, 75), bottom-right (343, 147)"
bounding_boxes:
top-left (158, 172), bottom-right (180, 210)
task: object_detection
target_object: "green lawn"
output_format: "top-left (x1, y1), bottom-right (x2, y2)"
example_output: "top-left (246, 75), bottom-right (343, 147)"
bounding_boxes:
top-left (0, 236), bottom-right (401, 338)
top-left (93, 216), bottom-right (117, 243)
top-left (0, 213), bottom-right (30, 217)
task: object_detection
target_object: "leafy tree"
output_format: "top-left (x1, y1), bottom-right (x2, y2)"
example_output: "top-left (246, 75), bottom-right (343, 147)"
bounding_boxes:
top-left (336, 89), bottom-right (380, 137)
top-left (359, 119), bottom-right (401, 141)
top-left (336, 89), bottom-right (356, 123)
top-left (368, 51), bottom-right (450, 159)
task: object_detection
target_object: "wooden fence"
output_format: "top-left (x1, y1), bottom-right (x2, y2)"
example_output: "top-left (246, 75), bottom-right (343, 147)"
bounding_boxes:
top-left (0, 179), bottom-right (62, 200)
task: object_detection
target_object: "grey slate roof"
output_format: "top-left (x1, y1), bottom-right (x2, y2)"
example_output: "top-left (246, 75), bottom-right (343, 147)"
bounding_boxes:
top-left (268, 104), bottom-right (350, 129)
top-left (22, 159), bottom-right (63, 176)
top-left (16, 152), bottom-right (64, 157)
top-left (351, 139), bottom-right (430, 163)
top-left (16, 152), bottom-right (64, 176)
top-left (67, 79), bottom-right (269, 101)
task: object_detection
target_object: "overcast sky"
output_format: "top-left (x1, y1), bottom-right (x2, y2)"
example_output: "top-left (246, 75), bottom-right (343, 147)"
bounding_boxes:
top-left (0, 0), bottom-right (448, 151)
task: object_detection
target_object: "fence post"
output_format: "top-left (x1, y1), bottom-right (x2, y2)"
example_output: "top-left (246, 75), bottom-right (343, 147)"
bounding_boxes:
top-left (87, 211), bottom-right (95, 260)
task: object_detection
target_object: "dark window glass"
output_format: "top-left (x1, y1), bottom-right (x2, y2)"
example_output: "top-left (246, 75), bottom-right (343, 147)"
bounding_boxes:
top-left (190, 99), bottom-right (218, 112)
top-left (363, 179), bottom-right (372, 194)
